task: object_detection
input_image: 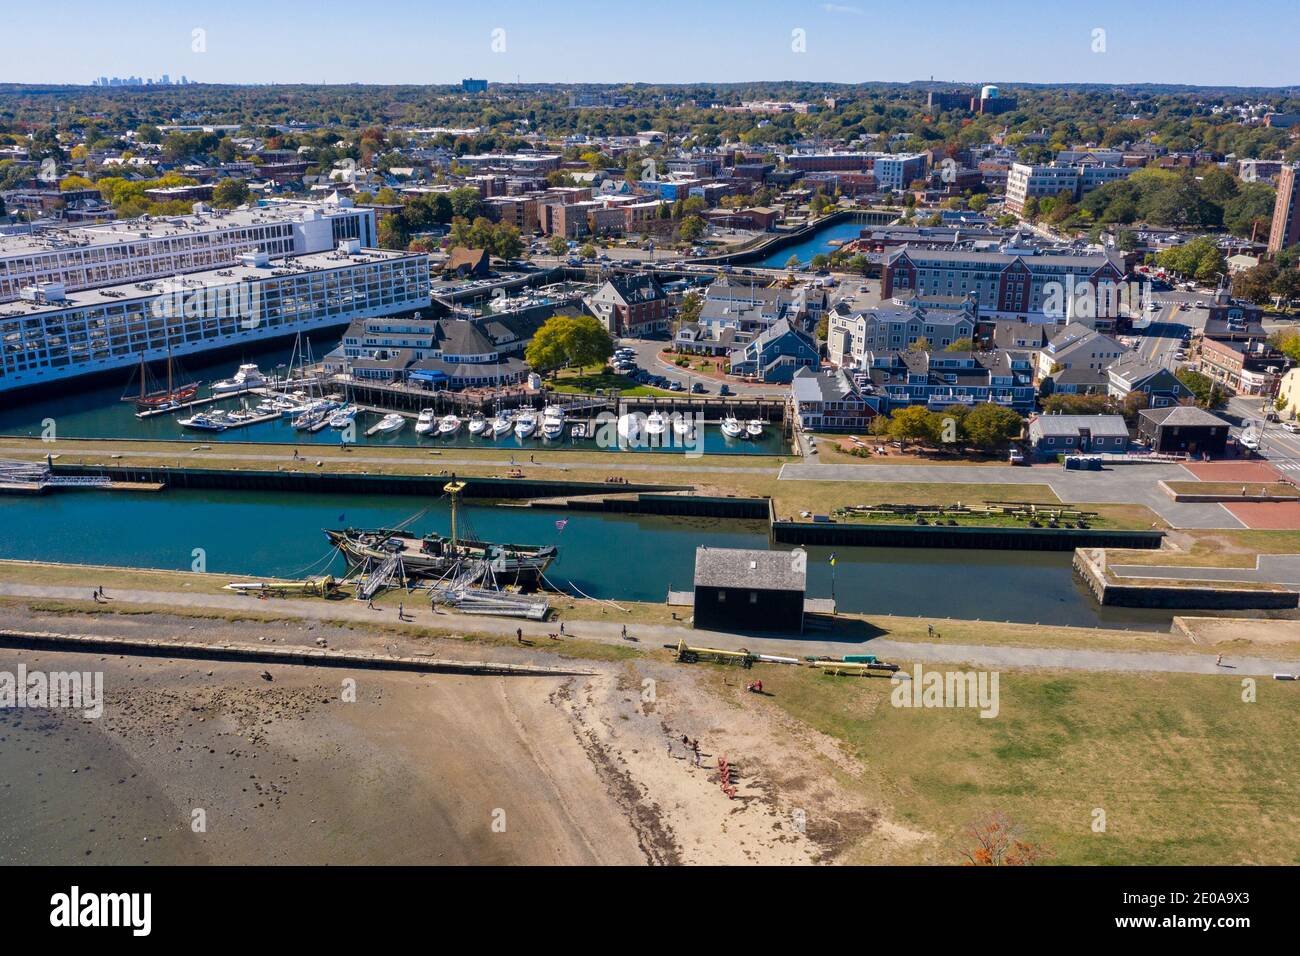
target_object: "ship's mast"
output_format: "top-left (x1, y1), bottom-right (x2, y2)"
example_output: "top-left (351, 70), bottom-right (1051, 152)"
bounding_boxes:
top-left (443, 480), bottom-right (466, 550)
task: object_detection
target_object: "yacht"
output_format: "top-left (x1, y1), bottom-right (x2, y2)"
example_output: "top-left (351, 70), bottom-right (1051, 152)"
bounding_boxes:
top-left (437, 413), bottom-right (462, 436)
top-left (541, 405), bottom-right (566, 440)
top-left (746, 419), bottom-right (764, 439)
top-left (492, 410), bottom-right (514, 437)
top-left (179, 410), bottom-right (229, 432)
top-left (617, 412), bottom-right (643, 443)
top-left (211, 364), bottom-right (266, 395)
top-left (374, 413), bottom-right (406, 434)
top-left (414, 408), bottom-right (437, 436)
top-left (328, 405), bottom-right (358, 429)
top-left (468, 411), bottom-right (489, 437)
top-left (570, 423), bottom-right (587, 440)
top-left (644, 410), bottom-right (668, 438)
top-left (672, 414), bottom-right (694, 439)
top-left (720, 415), bottom-right (744, 440)
top-left (514, 409), bottom-right (538, 440)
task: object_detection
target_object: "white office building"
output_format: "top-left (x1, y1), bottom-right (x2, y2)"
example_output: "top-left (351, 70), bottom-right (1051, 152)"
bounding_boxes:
top-left (0, 246), bottom-right (429, 395)
top-left (0, 197), bottom-right (377, 304)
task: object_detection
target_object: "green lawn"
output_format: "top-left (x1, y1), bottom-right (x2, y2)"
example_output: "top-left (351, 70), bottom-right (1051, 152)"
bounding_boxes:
top-left (757, 665), bottom-right (1300, 864)
top-left (547, 364), bottom-right (676, 397)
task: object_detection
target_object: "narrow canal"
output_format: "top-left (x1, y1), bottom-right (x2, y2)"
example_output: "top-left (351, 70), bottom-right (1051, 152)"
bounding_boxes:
top-left (751, 219), bottom-right (866, 269)
top-left (0, 488), bottom-right (1175, 630)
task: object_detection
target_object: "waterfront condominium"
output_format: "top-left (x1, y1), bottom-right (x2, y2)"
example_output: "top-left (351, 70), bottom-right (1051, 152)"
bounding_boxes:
top-left (0, 246), bottom-right (430, 395)
top-left (0, 197), bottom-right (377, 303)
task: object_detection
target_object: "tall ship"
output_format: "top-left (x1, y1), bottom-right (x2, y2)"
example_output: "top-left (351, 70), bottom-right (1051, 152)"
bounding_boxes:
top-left (123, 346), bottom-right (200, 411)
top-left (324, 482), bottom-right (557, 587)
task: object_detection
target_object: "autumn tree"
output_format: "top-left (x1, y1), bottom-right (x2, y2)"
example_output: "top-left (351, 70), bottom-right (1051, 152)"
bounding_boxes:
top-left (961, 811), bottom-right (1050, 866)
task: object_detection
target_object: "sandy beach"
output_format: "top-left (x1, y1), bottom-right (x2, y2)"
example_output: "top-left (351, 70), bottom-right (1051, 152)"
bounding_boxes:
top-left (0, 605), bottom-right (901, 865)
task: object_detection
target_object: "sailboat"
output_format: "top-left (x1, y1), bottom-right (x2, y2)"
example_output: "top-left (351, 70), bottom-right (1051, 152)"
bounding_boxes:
top-left (123, 344), bottom-right (200, 411)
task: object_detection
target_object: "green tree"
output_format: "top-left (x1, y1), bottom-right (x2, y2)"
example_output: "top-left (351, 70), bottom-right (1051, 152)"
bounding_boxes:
top-left (1176, 368), bottom-right (1226, 409)
top-left (887, 406), bottom-right (938, 446)
top-left (547, 236), bottom-right (569, 257)
top-left (212, 178), bottom-right (251, 208)
top-left (963, 404), bottom-right (1024, 449)
top-left (524, 313), bottom-right (614, 377)
top-left (945, 337), bottom-right (975, 352)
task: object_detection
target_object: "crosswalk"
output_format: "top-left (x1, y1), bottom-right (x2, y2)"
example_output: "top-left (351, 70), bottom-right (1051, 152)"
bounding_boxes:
top-left (1268, 460), bottom-right (1300, 472)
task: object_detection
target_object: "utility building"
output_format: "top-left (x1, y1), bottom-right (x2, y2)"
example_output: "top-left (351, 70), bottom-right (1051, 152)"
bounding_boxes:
top-left (692, 547), bottom-right (807, 634)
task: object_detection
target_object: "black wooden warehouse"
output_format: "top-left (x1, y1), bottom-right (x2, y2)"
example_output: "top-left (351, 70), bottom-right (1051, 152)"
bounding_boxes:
top-left (692, 546), bottom-right (807, 634)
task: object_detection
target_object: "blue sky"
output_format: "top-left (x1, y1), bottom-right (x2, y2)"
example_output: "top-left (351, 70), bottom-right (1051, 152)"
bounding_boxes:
top-left (4, 0), bottom-right (1296, 87)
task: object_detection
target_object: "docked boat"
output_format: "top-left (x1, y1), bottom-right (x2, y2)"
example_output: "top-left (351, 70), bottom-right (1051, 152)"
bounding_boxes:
top-left (746, 419), bottom-right (764, 439)
top-left (374, 413), bottom-right (406, 434)
top-left (644, 410), bottom-right (668, 438)
top-left (514, 409), bottom-right (538, 440)
top-left (492, 410), bottom-right (514, 437)
top-left (541, 405), bottom-right (566, 440)
top-left (437, 414), bottom-right (462, 436)
top-left (415, 408), bottom-right (437, 436)
top-left (720, 415), bottom-right (745, 440)
top-left (324, 482), bottom-right (556, 587)
top-left (293, 408), bottom-right (327, 430)
top-left (468, 412), bottom-right (489, 437)
top-left (179, 410), bottom-right (229, 432)
top-left (328, 405), bottom-right (358, 428)
top-left (570, 423), bottom-right (587, 440)
top-left (672, 414), bottom-right (694, 438)
top-left (617, 413), bottom-right (643, 443)
top-left (211, 363), bottom-right (266, 395)
top-left (124, 346), bottom-right (200, 411)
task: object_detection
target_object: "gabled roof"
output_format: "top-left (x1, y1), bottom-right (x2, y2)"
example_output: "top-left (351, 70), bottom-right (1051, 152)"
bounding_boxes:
top-left (1138, 405), bottom-right (1229, 428)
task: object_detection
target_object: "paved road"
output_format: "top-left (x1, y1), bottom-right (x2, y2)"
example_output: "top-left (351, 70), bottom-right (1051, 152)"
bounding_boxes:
top-left (778, 461), bottom-right (1242, 529)
top-left (2, 581), bottom-right (1296, 677)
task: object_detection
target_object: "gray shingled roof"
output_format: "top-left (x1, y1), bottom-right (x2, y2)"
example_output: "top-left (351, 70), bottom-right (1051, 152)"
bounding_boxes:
top-left (1138, 406), bottom-right (1230, 428)
top-left (694, 547), bottom-right (807, 592)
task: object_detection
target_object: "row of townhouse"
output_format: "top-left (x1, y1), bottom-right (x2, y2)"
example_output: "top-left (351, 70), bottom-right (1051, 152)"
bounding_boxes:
top-left (827, 296), bottom-right (978, 362)
top-left (881, 246), bottom-right (1127, 328)
top-left (856, 349), bottom-right (1037, 414)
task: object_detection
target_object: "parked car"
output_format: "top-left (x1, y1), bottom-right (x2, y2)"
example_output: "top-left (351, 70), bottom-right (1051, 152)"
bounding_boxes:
top-left (1282, 421), bottom-right (1300, 434)
top-left (691, 382), bottom-right (707, 394)
top-left (718, 384), bottom-right (733, 396)
top-left (669, 381), bottom-right (685, 392)
top-left (1008, 447), bottom-right (1026, 466)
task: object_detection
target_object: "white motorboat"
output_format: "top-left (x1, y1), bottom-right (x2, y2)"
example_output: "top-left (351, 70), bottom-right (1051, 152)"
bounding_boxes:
top-left (328, 405), bottom-right (358, 429)
top-left (211, 363), bottom-right (266, 395)
top-left (672, 414), bottom-right (694, 438)
top-left (617, 413), bottom-right (643, 443)
top-left (645, 410), bottom-right (668, 437)
top-left (437, 414), bottom-right (462, 436)
top-left (374, 413), bottom-right (405, 434)
top-left (720, 415), bottom-right (744, 440)
top-left (570, 423), bottom-right (587, 440)
top-left (746, 419), bottom-right (764, 439)
top-left (541, 405), bottom-right (566, 440)
top-left (414, 408), bottom-right (437, 435)
top-left (492, 410), bottom-right (514, 437)
top-left (468, 411), bottom-right (489, 437)
top-left (514, 409), bottom-right (538, 439)
top-left (179, 410), bottom-right (229, 432)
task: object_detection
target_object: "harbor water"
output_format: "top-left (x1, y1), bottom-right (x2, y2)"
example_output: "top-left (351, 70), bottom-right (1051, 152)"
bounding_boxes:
top-left (0, 488), bottom-right (1174, 630)
top-left (0, 333), bottom-right (787, 456)
top-left (752, 219), bottom-right (866, 269)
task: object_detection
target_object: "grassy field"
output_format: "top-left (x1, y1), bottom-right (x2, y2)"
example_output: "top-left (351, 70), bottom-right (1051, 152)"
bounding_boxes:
top-left (1165, 481), bottom-right (1300, 499)
top-left (547, 364), bottom-right (676, 397)
top-left (751, 664), bottom-right (1300, 864)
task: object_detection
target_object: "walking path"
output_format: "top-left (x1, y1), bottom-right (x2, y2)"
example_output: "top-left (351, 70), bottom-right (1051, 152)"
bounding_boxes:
top-left (3, 442), bottom-right (777, 477)
top-left (1110, 554), bottom-right (1300, 588)
top-left (3, 581), bottom-right (1295, 678)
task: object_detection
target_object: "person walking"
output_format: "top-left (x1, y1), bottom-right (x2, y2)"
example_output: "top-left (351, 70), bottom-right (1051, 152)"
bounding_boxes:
top-left (621, 624), bottom-right (628, 640)
top-left (517, 627), bottom-right (523, 644)
top-left (559, 622), bottom-right (565, 636)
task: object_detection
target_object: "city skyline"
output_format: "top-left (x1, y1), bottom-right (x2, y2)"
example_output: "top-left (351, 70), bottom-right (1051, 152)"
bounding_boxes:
top-left (3, 0), bottom-right (1298, 89)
